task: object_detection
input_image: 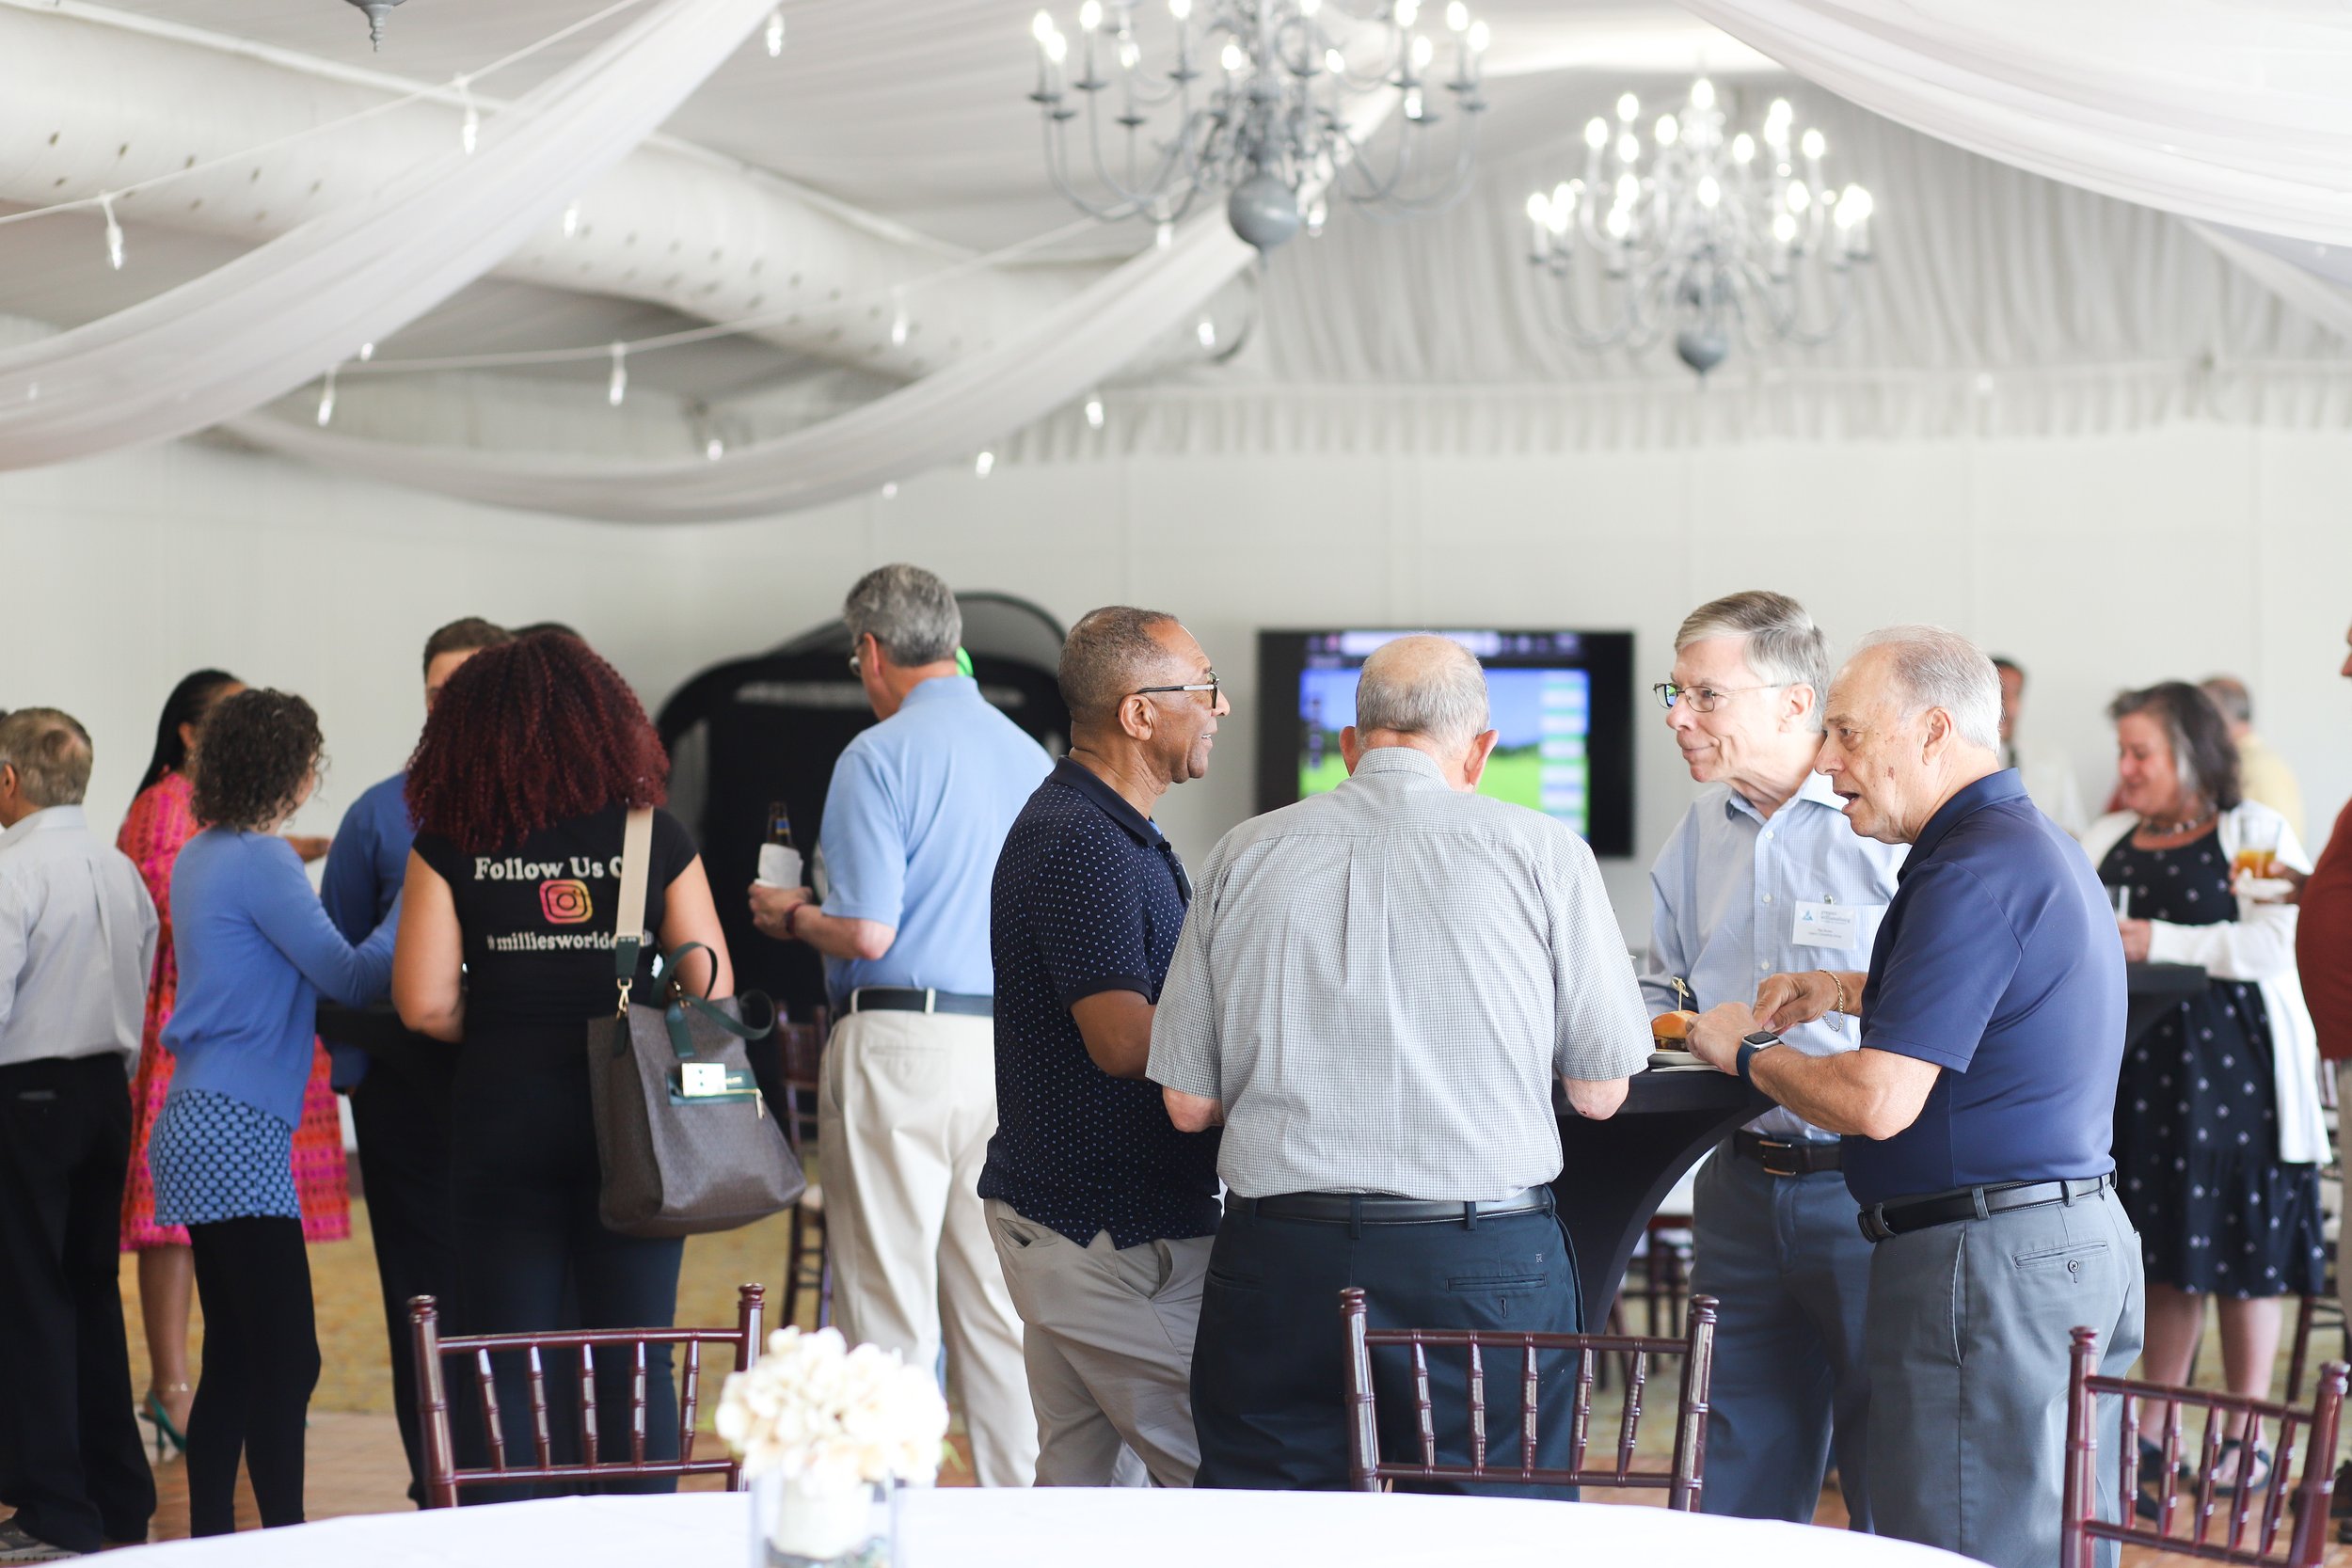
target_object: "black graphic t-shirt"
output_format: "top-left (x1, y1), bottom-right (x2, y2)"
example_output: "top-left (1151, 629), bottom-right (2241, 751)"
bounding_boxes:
top-left (413, 805), bottom-right (698, 1037)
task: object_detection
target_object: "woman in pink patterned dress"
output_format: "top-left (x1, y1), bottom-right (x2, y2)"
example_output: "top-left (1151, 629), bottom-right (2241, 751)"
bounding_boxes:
top-left (119, 670), bottom-right (344, 1456)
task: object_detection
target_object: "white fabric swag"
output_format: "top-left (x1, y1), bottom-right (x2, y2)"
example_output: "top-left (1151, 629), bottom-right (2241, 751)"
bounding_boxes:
top-left (1673, 1), bottom-right (2352, 247)
top-left (0, 0), bottom-right (778, 469)
top-left (227, 213), bottom-right (1260, 524)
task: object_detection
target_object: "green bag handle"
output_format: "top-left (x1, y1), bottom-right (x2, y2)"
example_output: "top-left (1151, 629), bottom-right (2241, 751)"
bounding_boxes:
top-left (610, 809), bottom-right (777, 1057)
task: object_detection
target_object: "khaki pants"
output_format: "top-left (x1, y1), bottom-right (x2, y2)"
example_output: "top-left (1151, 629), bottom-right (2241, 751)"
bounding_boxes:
top-left (818, 1009), bottom-right (1036, 1487)
top-left (986, 1199), bottom-right (1209, 1488)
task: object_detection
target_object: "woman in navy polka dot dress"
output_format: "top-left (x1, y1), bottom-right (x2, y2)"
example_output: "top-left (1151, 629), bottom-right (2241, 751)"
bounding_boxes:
top-left (2083, 683), bottom-right (2325, 1497)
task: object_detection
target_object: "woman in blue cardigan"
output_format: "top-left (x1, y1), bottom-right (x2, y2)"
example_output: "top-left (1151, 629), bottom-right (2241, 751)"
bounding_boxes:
top-left (152, 689), bottom-right (399, 1537)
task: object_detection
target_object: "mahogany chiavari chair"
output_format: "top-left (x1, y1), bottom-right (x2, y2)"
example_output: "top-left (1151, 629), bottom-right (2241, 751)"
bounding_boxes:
top-left (1341, 1288), bottom-right (1718, 1507)
top-left (2062, 1324), bottom-right (2347, 1568)
top-left (408, 1283), bottom-right (765, 1509)
top-left (774, 1010), bottom-right (833, 1329)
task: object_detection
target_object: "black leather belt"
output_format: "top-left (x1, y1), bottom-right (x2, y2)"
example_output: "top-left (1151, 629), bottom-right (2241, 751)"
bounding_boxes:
top-left (846, 988), bottom-right (993, 1019)
top-left (1734, 1130), bottom-right (1843, 1177)
top-left (1232, 1188), bottom-right (1552, 1227)
top-left (1858, 1173), bottom-right (2116, 1243)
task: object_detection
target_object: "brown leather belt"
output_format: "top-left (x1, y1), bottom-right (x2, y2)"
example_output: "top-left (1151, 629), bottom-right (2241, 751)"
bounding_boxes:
top-left (1733, 1129), bottom-right (1844, 1177)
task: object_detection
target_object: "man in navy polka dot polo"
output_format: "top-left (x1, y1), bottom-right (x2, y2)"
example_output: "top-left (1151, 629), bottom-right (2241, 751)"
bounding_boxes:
top-left (980, 607), bottom-right (1228, 1487)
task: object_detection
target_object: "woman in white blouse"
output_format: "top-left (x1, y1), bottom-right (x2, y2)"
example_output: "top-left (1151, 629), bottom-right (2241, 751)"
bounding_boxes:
top-left (2081, 681), bottom-right (2321, 1499)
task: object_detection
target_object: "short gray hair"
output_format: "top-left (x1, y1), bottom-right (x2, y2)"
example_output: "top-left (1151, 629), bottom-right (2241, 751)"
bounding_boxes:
top-left (1676, 590), bottom-right (1831, 732)
top-left (1355, 635), bottom-right (1490, 751)
top-left (1848, 626), bottom-right (2003, 752)
top-left (2199, 675), bottom-right (2252, 726)
top-left (843, 563), bottom-right (961, 667)
top-left (1060, 606), bottom-right (1179, 726)
top-left (0, 707), bottom-right (93, 808)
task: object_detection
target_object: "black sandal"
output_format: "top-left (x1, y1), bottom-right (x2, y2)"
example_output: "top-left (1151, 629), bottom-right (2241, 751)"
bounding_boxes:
top-left (2137, 1437), bottom-right (2189, 1522)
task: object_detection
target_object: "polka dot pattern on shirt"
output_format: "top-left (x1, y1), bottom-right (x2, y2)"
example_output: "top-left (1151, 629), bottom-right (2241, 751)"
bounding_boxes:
top-left (2103, 829), bottom-right (2325, 1300)
top-left (978, 760), bottom-right (1222, 1249)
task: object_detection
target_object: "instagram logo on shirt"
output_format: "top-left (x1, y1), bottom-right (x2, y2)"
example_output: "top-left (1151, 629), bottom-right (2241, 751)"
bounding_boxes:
top-left (539, 879), bottom-right (594, 925)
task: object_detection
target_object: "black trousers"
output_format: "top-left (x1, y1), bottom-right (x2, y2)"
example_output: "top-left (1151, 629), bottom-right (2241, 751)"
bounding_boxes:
top-left (348, 1058), bottom-right (457, 1506)
top-left (1191, 1195), bottom-right (1582, 1497)
top-left (0, 1054), bottom-right (154, 1553)
top-left (451, 1035), bottom-right (684, 1502)
top-left (185, 1215), bottom-right (320, 1535)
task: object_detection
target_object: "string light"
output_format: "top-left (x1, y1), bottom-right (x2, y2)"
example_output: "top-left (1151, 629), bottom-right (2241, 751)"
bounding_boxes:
top-left (456, 76), bottom-right (481, 155)
top-left (889, 293), bottom-right (909, 347)
top-left (1084, 392), bottom-right (1104, 430)
top-left (975, 451), bottom-right (995, 477)
top-left (607, 342), bottom-right (628, 407)
top-left (705, 436), bottom-right (724, 459)
top-left (1196, 318), bottom-right (1216, 349)
top-left (881, 481), bottom-right (898, 499)
top-left (358, 341), bottom-right (375, 361)
top-left (316, 367), bottom-right (338, 426)
top-left (562, 201), bottom-right (580, 238)
top-left (99, 194), bottom-right (123, 270)
top-left (766, 8), bottom-right (786, 55)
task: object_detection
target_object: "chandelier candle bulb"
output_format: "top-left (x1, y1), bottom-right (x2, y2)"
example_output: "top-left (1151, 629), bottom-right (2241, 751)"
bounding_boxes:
top-left (606, 342), bottom-right (628, 408)
top-left (1617, 92), bottom-right (1639, 123)
top-left (1802, 127), bottom-right (1827, 161)
top-left (1691, 77), bottom-right (1716, 111)
top-left (1084, 393), bottom-right (1104, 429)
top-left (975, 451), bottom-right (994, 477)
top-left (1197, 317), bottom-right (1216, 348)
top-left (766, 8), bottom-right (785, 56)
top-left (455, 76), bottom-right (480, 155)
top-left (358, 341), bottom-right (374, 361)
top-left (100, 194), bottom-right (123, 271)
top-left (1655, 115), bottom-right (1678, 147)
top-left (562, 201), bottom-right (580, 238)
top-left (316, 369), bottom-right (336, 427)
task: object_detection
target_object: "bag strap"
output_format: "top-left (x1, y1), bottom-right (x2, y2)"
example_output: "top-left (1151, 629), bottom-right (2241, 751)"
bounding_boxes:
top-left (612, 807), bottom-right (655, 1016)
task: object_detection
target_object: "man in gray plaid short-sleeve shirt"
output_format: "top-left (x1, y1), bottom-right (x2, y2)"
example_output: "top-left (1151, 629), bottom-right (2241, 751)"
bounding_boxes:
top-left (1147, 634), bottom-right (1650, 1492)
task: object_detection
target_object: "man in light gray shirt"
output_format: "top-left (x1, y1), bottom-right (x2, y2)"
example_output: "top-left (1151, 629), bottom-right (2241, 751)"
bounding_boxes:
top-left (1149, 635), bottom-right (1651, 1493)
top-left (0, 709), bottom-right (160, 1560)
top-left (1643, 592), bottom-right (1903, 1530)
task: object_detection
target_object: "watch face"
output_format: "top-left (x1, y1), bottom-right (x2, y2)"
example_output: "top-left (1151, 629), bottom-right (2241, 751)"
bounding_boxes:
top-left (1742, 1031), bottom-right (1781, 1048)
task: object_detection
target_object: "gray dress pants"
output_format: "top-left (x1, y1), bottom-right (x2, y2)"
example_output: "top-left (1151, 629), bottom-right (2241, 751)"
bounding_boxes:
top-left (1866, 1184), bottom-right (2145, 1568)
top-left (1689, 1141), bottom-right (1876, 1528)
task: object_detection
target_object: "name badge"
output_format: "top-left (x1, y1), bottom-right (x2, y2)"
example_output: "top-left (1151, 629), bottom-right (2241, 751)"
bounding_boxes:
top-left (1793, 901), bottom-right (1879, 949)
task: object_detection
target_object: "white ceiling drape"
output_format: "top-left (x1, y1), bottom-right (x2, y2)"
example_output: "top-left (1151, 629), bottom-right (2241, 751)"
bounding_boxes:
top-left (1672, 0), bottom-right (2352, 246)
top-left (0, 0), bottom-right (775, 468)
top-left (225, 212), bottom-right (1259, 523)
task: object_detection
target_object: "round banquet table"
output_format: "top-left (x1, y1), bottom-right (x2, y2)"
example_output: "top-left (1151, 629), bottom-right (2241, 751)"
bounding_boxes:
top-left (100, 1488), bottom-right (1981, 1568)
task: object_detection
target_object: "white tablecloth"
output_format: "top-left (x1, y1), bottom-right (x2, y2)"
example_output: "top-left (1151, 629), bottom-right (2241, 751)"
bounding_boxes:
top-left (103, 1488), bottom-right (1982, 1568)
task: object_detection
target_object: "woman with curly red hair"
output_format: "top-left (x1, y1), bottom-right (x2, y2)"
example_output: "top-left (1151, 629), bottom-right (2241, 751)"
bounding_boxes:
top-left (391, 632), bottom-right (732, 1497)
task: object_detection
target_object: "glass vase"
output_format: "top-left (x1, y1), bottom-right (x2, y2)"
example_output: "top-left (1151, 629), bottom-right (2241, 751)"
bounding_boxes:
top-left (748, 1471), bottom-right (898, 1568)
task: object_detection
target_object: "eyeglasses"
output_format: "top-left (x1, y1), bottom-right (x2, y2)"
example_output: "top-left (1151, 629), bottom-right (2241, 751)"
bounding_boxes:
top-left (1132, 673), bottom-right (1223, 709)
top-left (1654, 681), bottom-right (1781, 713)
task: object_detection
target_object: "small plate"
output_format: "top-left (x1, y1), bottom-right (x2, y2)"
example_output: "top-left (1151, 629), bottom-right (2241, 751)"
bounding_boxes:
top-left (1647, 1049), bottom-right (1704, 1070)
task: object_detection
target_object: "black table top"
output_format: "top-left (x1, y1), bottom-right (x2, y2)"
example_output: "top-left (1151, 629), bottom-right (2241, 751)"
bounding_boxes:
top-left (1554, 1066), bottom-right (1766, 1118)
top-left (2126, 960), bottom-right (2207, 1001)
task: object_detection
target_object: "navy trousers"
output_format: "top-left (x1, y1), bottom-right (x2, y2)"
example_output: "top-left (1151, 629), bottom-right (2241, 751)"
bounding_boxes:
top-left (1190, 1194), bottom-right (1581, 1496)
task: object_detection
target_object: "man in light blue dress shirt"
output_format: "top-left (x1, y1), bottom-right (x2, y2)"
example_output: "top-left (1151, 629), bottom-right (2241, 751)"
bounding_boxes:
top-left (1641, 592), bottom-right (1904, 1530)
top-left (748, 564), bottom-right (1051, 1488)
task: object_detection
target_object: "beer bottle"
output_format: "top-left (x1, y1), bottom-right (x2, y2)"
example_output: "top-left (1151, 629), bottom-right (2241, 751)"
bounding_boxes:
top-left (756, 800), bottom-right (803, 888)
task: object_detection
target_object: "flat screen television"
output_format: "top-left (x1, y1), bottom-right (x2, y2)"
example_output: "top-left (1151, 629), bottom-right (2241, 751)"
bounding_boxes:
top-left (1255, 628), bottom-right (1636, 858)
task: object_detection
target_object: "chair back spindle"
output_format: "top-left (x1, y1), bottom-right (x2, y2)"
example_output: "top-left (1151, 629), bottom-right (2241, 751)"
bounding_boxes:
top-left (1341, 1288), bottom-right (1719, 1505)
top-left (2062, 1323), bottom-right (2345, 1568)
top-left (406, 1283), bottom-right (766, 1506)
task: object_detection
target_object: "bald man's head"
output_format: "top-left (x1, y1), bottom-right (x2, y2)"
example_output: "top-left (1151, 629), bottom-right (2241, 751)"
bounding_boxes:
top-left (1354, 635), bottom-right (1491, 752)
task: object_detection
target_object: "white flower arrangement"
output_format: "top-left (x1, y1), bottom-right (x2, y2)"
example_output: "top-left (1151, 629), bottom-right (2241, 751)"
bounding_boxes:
top-left (717, 1326), bottom-right (949, 1491)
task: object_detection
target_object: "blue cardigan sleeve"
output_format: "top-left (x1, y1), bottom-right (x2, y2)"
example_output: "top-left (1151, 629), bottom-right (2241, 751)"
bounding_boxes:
top-left (246, 840), bottom-right (400, 1006)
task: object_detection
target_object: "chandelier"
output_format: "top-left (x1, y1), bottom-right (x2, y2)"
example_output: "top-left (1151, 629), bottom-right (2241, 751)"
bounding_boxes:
top-left (1025, 0), bottom-right (1490, 254)
top-left (1524, 81), bottom-right (1876, 376)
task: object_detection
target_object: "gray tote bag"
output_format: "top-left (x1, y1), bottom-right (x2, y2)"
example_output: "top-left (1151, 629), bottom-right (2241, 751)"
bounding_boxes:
top-left (584, 808), bottom-right (803, 1238)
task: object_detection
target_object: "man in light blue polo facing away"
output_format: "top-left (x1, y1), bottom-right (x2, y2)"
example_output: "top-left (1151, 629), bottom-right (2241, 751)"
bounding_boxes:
top-left (1643, 591), bottom-right (1903, 1530)
top-left (748, 563), bottom-right (1050, 1487)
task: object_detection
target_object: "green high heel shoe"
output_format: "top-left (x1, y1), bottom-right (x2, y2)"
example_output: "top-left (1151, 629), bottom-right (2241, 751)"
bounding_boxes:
top-left (138, 1385), bottom-right (189, 1461)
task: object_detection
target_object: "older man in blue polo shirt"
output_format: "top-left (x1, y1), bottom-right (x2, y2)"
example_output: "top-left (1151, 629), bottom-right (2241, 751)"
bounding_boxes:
top-left (1687, 625), bottom-right (2141, 1568)
top-left (982, 605), bottom-right (1226, 1488)
top-left (750, 563), bottom-right (1051, 1488)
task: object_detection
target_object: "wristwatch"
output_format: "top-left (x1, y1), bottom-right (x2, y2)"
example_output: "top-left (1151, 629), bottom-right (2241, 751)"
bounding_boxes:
top-left (1736, 1030), bottom-right (1783, 1085)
